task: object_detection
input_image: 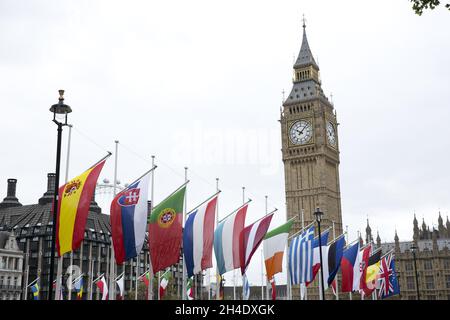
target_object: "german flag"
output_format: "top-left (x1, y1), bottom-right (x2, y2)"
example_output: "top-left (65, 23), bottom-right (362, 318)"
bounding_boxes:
top-left (56, 158), bottom-right (107, 256)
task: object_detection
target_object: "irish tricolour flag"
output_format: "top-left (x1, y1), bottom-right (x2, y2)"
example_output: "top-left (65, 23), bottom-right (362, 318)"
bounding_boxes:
top-left (263, 219), bottom-right (294, 280)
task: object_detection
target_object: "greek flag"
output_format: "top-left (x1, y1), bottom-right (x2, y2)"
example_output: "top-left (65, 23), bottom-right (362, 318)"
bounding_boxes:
top-left (289, 226), bottom-right (315, 284)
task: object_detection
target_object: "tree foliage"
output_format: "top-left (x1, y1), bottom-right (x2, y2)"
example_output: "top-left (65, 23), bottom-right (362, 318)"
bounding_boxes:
top-left (410, 0), bottom-right (450, 15)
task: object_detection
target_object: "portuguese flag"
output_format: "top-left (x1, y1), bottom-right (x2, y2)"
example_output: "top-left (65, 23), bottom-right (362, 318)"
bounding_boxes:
top-left (148, 185), bottom-right (186, 273)
top-left (56, 158), bottom-right (107, 256)
top-left (263, 218), bottom-right (294, 280)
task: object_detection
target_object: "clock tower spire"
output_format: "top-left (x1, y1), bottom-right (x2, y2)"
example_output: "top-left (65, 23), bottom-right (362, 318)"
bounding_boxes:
top-left (280, 21), bottom-right (343, 240)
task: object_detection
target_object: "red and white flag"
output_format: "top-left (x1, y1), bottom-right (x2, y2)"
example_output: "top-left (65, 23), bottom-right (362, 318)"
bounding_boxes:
top-left (239, 213), bottom-right (274, 274)
top-left (270, 277), bottom-right (277, 300)
top-left (96, 276), bottom-right (109, 300)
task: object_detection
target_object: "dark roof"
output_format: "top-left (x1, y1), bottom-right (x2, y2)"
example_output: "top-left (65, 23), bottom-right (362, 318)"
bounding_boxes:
top-left (294, 27), bottom-right (319, 70)
top-left (0, 202), bottom-right (113, 243)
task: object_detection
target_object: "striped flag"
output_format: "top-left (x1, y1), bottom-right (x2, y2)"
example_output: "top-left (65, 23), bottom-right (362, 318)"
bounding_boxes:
top-left (288, 226), bottom-right (315, 284)
top-left (110, 171), bottom-right (151, 265)
top-left (95, 275), bottom-right (108, 300)
top-left (116, 274), bottom-right (124, 300)
top-left (159, 270), bottom-right (172, 298)
top-left (56, 159), bottom-right (107, 256)
top-left (239, 213), bottom-right (274, 274)
top-left (263, 219), bottom-right (293, 280)
top-left (321, 235), bottom-right (346, 287)
top-left (341, 242), bottom-right (361, 292)
top-left (214, 204), bottom-right (248, 275)
top-left (187, 277), bottom-right (194, 300)
top-left (183, 195), bottom-right (218, 278)
top-left (306, 229), bottom-right (330, 286)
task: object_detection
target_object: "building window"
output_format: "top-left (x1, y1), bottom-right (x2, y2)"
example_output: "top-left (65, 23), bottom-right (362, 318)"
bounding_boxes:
top-left (405, 261), bottom-right (413, 271)
top-left (406, 276), bottom-right (415, 290)
top-left (425, 276), bottom-right (434, 289)
top-left (428, 295), bottom-right (436, 300)
top-left (424, 260), bottom-right (433, 270)
top-left (446, 275), bottom-right (450, 289)
top-left (444, 259), bottom-right (450, 269)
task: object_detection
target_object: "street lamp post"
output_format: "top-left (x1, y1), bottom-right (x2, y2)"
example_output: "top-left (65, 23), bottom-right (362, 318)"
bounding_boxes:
top-left (48, 90), bottom-right (72, 300)
top-left (314, 207), bottom-right (326, 300)
top-left (410, 243), bottom-right (420, 300)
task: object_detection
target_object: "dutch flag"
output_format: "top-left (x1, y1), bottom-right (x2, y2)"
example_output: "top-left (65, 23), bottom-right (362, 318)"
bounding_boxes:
top-left (183, 195), bottom-right (219, 278)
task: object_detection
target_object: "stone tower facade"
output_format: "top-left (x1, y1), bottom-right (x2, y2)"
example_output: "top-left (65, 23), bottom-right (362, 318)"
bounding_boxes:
top-left (280, 23), bottom-right (343, 237)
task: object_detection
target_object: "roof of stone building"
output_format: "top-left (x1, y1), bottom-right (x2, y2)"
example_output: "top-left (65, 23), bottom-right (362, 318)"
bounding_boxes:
top-left (0, 202), bottom-right (113, 243)
top-left (381, 239), bottom-right (450, 254)
top-left (0, 174), bottom-right (151, 249)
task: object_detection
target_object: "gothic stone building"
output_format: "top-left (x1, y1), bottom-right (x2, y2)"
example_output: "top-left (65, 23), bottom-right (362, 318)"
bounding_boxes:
top-left (371, 214), bottom-right (450, 300)
top-left (280, 22), bottom-right (343, 300)
top-left (0, 175), bottom-right (201, 300)
top-left (0, 230), bottom-right (24, 300)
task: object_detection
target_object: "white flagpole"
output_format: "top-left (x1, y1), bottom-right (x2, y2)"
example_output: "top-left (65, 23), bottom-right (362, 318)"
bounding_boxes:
top-left (24, 265), bottom-right (30, 299)
top-left (215, 178), bottom-right (220, 300)
top-left (148, 155), bottom-right (155, 301)
top-left (182, 167), bottom-right (188, 300)
top-left (333, 221), bottom-right (339, 300)
top-left (89, 257), bottom-right (94, 300)
top-left (55, 124), bottom-right (72, 300)
top-left (109, 140), bottom-right (119, 300)
top-left (286, 243), bottom-right (291, 300)
top-left (345, 225), bottom-right (353, 301)
top-left (264, 195), bottom-right (270, 300)
top-left (236, 186), bottom-right (245, 300)
top-left (301, 209), bottom-right (307, 300)
top-left (135, 255), bottom-right (139, 300)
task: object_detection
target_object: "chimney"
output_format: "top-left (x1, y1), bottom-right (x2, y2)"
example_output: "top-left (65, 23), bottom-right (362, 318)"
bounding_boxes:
top-left (38, 173), bottom-right (56, 205)
top-left (0, 179), bottom-right (22, 209)
top-left (89, 191), bottom-right (102, 214)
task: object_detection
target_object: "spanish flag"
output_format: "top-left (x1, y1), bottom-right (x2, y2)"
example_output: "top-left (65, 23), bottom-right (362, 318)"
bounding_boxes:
top-left (56, 158), bottom-right (107, 256)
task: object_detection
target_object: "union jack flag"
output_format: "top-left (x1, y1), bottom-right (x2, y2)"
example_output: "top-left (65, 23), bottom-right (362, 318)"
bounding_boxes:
top-left (378, 253), bottom-right (400, 299)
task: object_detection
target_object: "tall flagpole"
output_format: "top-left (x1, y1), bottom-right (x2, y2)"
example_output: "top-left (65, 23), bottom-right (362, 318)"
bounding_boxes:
top-left (55, 124), bottom-right (73, 300)
top-left (135, 255), bottom-right (139, 300)
top-left (182, 167), bottom-right (188, 300)
top-left (148, 155), bottom-right (155, 301)
top-left (109, 140), bottom-right (119, 300)
top-left (215, 178), bottom-right (220, 300)
top-left (332, 221), bottom-right (339, 300)
top-left (286, 240), bottom-right (291, 300)
top-left (263, 195), bottom-right (269, 300)
top-left (235, 187), bottom-right (245, 300)
top-left (300, 209), bottom-right (307, 300)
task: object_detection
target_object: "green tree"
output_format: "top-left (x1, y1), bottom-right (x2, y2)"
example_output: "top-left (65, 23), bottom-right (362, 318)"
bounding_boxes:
top-left (410, 0), bottom-right (450, 15)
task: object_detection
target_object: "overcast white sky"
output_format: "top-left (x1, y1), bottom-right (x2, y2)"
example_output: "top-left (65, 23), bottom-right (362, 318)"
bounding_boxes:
top-left (1, 0), bottom-right (449, 287)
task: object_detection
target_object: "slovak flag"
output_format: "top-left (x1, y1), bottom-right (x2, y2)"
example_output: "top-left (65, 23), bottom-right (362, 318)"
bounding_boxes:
top-left (183, 195), bottom-right (218, 278)
top-left (340, 241), bottom-right (361, 292)
top-left (110, 171), bottom-right (151, 265)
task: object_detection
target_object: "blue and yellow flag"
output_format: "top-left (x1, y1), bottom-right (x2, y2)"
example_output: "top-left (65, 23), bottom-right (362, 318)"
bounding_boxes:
top-left (74, 277), bottom-right (84, 300)
top-left (31, 282), bottom-right (40, 300)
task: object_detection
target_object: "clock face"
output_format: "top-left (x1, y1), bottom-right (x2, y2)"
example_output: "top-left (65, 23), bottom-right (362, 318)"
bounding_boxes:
top-left (326, 121), bottom-right (337, 146)
top-left (289, 120), bottom-right (313, 145)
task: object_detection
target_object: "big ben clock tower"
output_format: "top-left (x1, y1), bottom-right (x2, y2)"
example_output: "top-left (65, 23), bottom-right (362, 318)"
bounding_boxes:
top-left (281, 22), bottom-right (343, 239)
